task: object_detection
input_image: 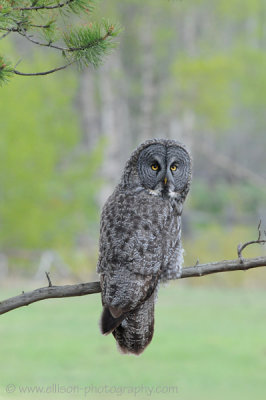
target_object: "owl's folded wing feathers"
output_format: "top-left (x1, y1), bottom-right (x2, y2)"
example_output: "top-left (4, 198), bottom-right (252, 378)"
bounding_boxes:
top-left (99, 268), bottom-right (159, 334)
top-left (97, 190), bottom-right (169, 335)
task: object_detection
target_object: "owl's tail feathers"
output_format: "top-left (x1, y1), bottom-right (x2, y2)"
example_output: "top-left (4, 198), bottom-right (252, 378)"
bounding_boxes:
top-left (112, 293), bottom-right (155, 356)
top-left (100, 306), bottom-right (126, 335)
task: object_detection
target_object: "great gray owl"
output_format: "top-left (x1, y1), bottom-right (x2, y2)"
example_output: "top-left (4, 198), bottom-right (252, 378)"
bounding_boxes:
top-left (97, 138), bottom-right (192, 355)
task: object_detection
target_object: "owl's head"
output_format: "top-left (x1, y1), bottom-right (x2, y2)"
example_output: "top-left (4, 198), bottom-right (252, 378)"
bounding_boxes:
top-left (121, 139), bottom-right (192, 202)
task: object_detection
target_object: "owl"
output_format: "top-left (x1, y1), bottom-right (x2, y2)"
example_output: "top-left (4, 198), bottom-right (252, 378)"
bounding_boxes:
top-left (97, 138), bottom-right (192, 355)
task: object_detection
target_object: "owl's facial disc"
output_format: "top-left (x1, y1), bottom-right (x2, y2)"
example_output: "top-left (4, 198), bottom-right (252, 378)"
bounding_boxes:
top-left (165, 146), bottom-right (191, 194)
top-left (137, 144), bottom-right (191, 198)
top-left (137, 144), bottom-right (166, 191)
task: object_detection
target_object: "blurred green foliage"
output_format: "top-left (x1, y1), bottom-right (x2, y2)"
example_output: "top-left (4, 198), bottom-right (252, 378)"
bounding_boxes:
top-left (184, 224), bottom-right (264, 263)
top-left (0, 41), bottom-right (103, 250)
top-left (170, 48), bottom-right (266, 133)
top-left (1, 0), bottom-right (266, 282)
top-left (189, 181), bottom-right (266, 219)
top-left (171, 54), bottom-right (234, 130)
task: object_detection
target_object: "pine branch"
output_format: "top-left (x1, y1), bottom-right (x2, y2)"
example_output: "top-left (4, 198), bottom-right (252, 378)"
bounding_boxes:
top-left (0, 1), bottom-right (119, 84)
top-left (10, 25), bottom-right (116, 76)
top-left (0, 56), bottom-right (14, 85)
top-left (17, 25), bottom-right (115, 53)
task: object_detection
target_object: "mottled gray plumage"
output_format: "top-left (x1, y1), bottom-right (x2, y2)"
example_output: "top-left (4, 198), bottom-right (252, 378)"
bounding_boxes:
top-left (97, 138), bottom-right (192, 355)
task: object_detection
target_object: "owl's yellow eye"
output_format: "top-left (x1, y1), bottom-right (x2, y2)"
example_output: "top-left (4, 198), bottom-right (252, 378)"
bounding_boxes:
top-left (170, 164), bottom-right (177, 171)
top-left (151, 163), bottom-right (159, 171)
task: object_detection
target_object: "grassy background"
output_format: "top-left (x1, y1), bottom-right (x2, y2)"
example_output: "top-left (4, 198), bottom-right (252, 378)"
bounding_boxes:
top-left (1, 281), bottom-right (266, 400)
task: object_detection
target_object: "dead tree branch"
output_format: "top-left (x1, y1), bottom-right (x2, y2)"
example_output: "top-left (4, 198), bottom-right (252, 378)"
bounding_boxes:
top-left (237, 220), bottom-right (266, 262)
top-left (1, 255), bottom-right (266, 316)
top-left (1, 228), bottom-right (265, 316)
top-left (45, 272), bottom-right (53, 287)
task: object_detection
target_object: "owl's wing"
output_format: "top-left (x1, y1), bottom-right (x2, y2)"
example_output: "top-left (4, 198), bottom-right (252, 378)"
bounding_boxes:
top-left (97, 190), bottom-right (167, 334)
top-left (99, 265), bottom-right (159, 334)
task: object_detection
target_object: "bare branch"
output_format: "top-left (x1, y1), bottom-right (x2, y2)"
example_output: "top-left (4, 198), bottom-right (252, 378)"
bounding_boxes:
top-left (14, 58), bottom-right (22, 68)
top-left (14, 0), bottom-right (74, 11)
top-left (30, 24), bottom-right (54, 29)
top-left (45, 272), bottom-right (53, 287)
top-left (237, 220), bottom-right (266, 262)
top-left (258, 219), bottom-right (262, 241)
top-left (0, 31), bottom-right (12, 40)
top-left (1, 256), bottom-right (266, 316)
top-left (13, 61), bottom-right (74, 76)
top-left (0, 281), bottom-right (101, 315)
top-left (16, 31), bottom-right (67, 51)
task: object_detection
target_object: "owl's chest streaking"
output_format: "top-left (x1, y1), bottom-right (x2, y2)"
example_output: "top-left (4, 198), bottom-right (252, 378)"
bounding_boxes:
top-left (97, 187), bottom-right (182, 278)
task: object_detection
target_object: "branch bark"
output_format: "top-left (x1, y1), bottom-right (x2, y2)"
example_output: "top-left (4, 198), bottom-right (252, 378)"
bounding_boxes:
top-left (1, 256), bottom-right (266, 316)
top-left (13, 62), bottom-right (74, 76)
top-left (14, 0), bottom-right (74, 11)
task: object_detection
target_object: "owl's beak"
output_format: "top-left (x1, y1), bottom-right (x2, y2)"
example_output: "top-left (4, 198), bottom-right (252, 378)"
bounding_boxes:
top-left (164, 177), bottom-right (167, 185)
